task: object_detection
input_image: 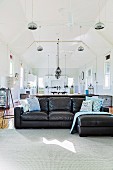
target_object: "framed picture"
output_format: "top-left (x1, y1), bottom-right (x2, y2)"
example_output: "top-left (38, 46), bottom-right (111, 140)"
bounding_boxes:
top-left (81, 71), bottom-right (84, 80)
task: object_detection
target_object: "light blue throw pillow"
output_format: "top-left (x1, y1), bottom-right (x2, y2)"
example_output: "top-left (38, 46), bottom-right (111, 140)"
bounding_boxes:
top-left (86, 96), bottom-right (98, 101)
top-left (27, 97), bottom-right (41, 111)
top-left (86, 96), bottom-right (104, 111)
top-left (93, 100), bottom-right (101, 112)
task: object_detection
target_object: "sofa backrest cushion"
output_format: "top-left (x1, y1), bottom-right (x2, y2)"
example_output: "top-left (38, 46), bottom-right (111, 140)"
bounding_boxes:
top-left (72, 98), bottom-right (84, 113)
top-left (38, 98), bottom-right (49, 112)
top-left (49, 97), bottom-right (71, 112)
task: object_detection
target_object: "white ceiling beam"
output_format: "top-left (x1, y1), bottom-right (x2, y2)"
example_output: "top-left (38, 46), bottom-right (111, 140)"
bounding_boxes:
top-left (27, 40), bottom-right (82, 49)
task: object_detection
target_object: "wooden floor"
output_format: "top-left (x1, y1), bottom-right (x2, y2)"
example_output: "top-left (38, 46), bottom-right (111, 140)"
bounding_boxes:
top-left (0, 108), bottom-right (14, 129)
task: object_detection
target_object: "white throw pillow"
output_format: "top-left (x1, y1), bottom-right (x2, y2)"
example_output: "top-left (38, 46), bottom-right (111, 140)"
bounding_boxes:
top-left (19, 99), bottom-right (29, 112)
top-left (80, 100), bottom-right (92, 112)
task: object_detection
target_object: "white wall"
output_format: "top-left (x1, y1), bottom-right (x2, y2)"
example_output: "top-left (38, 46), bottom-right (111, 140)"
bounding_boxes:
top-left (0, 43), bottom-right (9, 77)
top-left (0, 41), bottom-right (32, 102)
top-left (0, 42), bottom-right (10, 88)
top-left (0, 41), bottom-right (21, 78)
top-left (96, 51), bottom-right (113, 95)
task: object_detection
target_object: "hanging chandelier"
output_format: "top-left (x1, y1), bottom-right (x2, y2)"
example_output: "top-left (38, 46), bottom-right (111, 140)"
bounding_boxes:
top-left (55, 39), bottom-right (61, 79)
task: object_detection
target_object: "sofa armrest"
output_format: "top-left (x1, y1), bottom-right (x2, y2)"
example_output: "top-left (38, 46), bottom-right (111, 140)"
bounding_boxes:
top-left (14, 107), bottom-right (23, 129)
top-left (100, 107), bottom-right (109, 112)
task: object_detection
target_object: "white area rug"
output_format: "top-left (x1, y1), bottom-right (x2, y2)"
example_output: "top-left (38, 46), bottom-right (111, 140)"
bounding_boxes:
top-left (0, 129), bottom-right (113, 170)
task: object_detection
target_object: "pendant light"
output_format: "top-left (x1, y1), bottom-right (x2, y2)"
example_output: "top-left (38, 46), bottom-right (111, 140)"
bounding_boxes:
top-left (28, 0), bottom-right (37, 30)
top-left (37, 26), bottom-right (43, 51)
top-left (78, 26), bottom-right (84, 51)
top-left (37, 45), bottom-right (43, 51)
top-left (55, 39), bottom-right (62, 79)
top-left (95, 0), bottom-right (105, 30)
top-left (78, 46), bottom-right (84, 51)
top-left (95, 22), bottom-right (105, 30)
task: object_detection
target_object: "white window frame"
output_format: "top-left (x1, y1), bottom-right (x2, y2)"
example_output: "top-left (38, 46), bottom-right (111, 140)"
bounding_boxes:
top-left (103, 60), bottom-right (110, 89)
top-left (85, 68), bottom-right (93, 89)
top-left (68, 78), bottom-right (74, 87)
top-left (38, 77), bottom-right (44, 88)
top-left (10, 59), bottom-right (13, 77)
top-left (20, 65), bottom-right (24, 89)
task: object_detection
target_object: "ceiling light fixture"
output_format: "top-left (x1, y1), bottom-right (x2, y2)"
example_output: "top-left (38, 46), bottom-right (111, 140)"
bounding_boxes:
top-left (78, 46), bottom-right (84, 51)
top-left (28, 0), bottom-right (37, 30)
top-left (95, 0), bottom-right (105, 30)
top-left (55, 39), bottom-right (61, 79)
top-left (37, 26), bottom-right (43, 51)
top-left (28, 22), bottom-right (37, 30)
top-left (37, 45), bottom-right (43, 51)
top-left (95, 21), bottom-right (105, 30)
top-left (78, 26), bottom-right (84, 51)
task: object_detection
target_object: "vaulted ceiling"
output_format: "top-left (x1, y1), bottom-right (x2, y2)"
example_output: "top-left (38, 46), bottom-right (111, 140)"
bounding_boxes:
top-left (0, 0), bottom-right (113, 68)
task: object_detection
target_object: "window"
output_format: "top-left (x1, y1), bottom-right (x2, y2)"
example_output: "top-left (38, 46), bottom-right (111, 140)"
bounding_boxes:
top-left (68, 78), bottom-right (74, 87)
top-left (38, 78), bottom-right (44, 88)
top-left (85, 68), bottom-right (92, 89)
top-left (20, 64), bottom-right (24, 89)
top-left (104, 61), bottom-right (110, 89)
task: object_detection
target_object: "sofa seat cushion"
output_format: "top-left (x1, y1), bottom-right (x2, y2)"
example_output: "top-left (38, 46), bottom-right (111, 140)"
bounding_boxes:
top-left (49, 111), bottom-right (74, 121)
top-left (21, 111), bottom-right (48, 121)
top-left (78, 115), bottom-right (113, 127)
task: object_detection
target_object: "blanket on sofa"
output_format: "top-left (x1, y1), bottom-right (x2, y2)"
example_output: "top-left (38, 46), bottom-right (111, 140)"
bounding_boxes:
top-left (70, 111), bottom-right (112, 134)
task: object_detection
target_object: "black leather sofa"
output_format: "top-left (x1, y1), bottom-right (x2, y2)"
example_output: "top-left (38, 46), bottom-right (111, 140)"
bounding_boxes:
top-left (14, 97), bottom-right (84, 129)
top-left (14, 97), bottom-right (110, 133)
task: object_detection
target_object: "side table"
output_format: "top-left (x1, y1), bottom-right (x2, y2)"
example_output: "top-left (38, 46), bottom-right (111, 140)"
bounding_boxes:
top-left (0, 112), bottom-right (3, 128)
top-left (105, 106), bottom-right (113, 114)
top-left (108, 107), bottom-right (113, 114)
